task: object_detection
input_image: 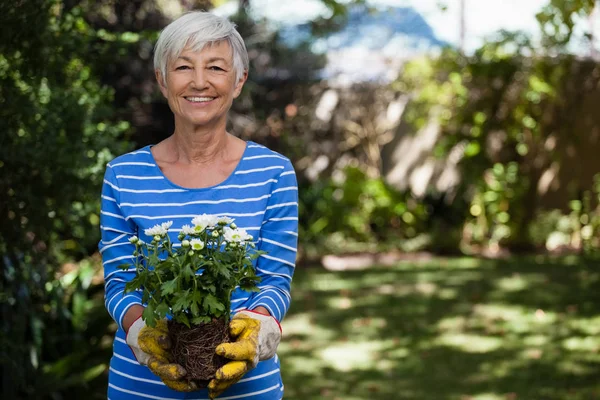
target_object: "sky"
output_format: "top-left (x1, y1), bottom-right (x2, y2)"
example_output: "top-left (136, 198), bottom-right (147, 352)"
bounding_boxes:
top-left (214, 0), bottom-right (599, 83)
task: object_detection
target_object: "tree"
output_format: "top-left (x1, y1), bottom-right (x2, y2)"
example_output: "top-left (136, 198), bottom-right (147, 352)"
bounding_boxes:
top-left (0, 1), bottom-right (129, 397)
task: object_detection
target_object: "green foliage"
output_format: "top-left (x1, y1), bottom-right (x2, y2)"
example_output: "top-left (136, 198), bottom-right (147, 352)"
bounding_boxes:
top-left (464, 162), bottom-right (529, 247)
top-left (0, 0), bottom-right (133, 262)
top-left (536, 0), bottom-right (596, 50)
top-left (33, 258), bottom-right (112, 397)
top-left (529, 174), bottom-right (600, 254)
top-left (397, 0), bottom-right (598, 251)
top-left (2, 256), bottom-right (112, 399)
top-left (0, 0), bottom-right (132, 398)
top-left (120, 217), bottom-right (262, 328)
top-left (309, 0), bottom-right (366, 37)
top-left (300, 167), bottom-right (429, 253)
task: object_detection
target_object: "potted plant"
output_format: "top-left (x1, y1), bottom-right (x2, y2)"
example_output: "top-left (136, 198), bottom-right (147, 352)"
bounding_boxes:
top-left (120, 214), bottom-right (262, 387)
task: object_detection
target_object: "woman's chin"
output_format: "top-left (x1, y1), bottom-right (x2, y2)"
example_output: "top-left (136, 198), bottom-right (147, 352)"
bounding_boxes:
top-left (177, 114), bottom-right (223, 128)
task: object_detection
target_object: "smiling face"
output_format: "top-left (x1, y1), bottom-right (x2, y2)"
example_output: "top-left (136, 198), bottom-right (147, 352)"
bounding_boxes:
top-left (156, 40), bottom-right (247, 130)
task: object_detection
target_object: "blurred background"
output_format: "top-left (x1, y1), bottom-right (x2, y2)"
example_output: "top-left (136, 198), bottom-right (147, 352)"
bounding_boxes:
top-left (2, 0), bottom-right (600, 398)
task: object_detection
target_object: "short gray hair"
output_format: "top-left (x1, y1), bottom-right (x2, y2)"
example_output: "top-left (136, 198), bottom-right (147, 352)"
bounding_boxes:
top-left (153, 11), bottom-right (249, 85)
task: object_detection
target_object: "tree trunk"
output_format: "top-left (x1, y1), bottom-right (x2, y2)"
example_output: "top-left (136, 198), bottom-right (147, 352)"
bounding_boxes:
top-left (459, 0), bottom-right (466, 53)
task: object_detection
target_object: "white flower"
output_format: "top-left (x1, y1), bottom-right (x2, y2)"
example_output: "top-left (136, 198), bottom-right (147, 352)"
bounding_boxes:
top-left (217, 216), bottom-right (235, 225)
top-left (223, 227), bottom-right (253, 243)
top-left (128, 236), bottom-right (139, 244)
top-left (212, 230), bottom-right (220, 238)
top-left (190, 239), bottom-right (205, 251)
top-left (181, 240), bottom-right (190, 247)
top-left (144, 222), bottom-right (171, 237)
top-left (192, 214), bottom-right (219, 232)
top-left (180, 224), bottom-right (196, 236)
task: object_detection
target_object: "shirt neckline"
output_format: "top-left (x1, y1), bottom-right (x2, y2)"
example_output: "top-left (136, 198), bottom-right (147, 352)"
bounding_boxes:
top-left (145, 140), bottom-right (253, 191)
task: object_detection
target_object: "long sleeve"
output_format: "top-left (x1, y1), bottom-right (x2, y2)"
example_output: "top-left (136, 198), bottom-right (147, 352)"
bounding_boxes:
top-left (249, 160), bottom-right (298, 321)
top-left (98, 165), bottom-right (142, 331)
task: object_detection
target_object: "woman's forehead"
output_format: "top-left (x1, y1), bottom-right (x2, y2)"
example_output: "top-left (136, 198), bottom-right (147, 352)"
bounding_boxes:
top-left (176, 40), bottom-right (233, 62)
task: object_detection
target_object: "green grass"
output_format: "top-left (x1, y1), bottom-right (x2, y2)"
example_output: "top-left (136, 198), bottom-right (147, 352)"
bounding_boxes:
top-left (279, 255), bottom-right (600, 400)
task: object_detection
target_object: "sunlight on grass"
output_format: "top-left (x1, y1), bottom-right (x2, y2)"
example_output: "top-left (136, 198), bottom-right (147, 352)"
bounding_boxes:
top-left (327, 295), bottom-right (354, 309)
top-left (562, 336), bottom-right (600, 352)
top-left (471, 303), bottom-right (528, 322)
top-left (345, 317), bottom-right (389, 339)
top-left (386, 346), bottom-right (411, 359)
top-left (393, 257), bottom-right (486, 270)
top-left (495, 274), bottom-right (531, 291)
top-left (319, 339), bottom-right (396, 372)
top-left (281, 312), bottom-right (336, 340)
top-left (522, 334), bottom-right (549, 346)
top-left (471, 303), bottom-right (557, 333)
top-left (282, 354), bottom-right (325, 375)
top-left (282, 256), bottom-right (600, 399)
top-left (467, 393), bottom-right (506, 400)
top-left (567, 316), bottom-right (600, 335)
top-left (414, 281), bottom-right (437, 295)
top-left (308, 271), bottom-right (404, 292)
top-left (437, 287), bottom-right (459, 299)
top-left (555, 358), bottom-right (597, 375)
top-left (443, 271), bottom-right (484, 286)
top-left (310, 273), bottom-right (361, 291)
top-left (437, 315), bottom-right (468, 331)
top-left (478, 358), bottom-right (523, 379)
top-left (436, 333), bottom-right (503, 353)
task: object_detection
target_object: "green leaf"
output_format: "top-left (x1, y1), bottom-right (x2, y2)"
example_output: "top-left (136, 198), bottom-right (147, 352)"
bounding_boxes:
top-left (182, 264), bottom-right (195, 281)
top-left (123, 281), bottom-right (136, 293)
top-left (118, 263), bottom-right (131, 271)
top-left (161, 278), bottom-right (178, 295)
top-left (155, 303), bottom-right (170, 319)
top-left (240, 277), bottom-right (261, 293)
top-left (190, 301), bottom-right (199, 316)
top-left (176, 313), bottom-right (190, 328)
top-left (172, 290), bottom-right (190, 313)
top-left (191, 316), bottom-right (211, 325)
top-left (142, 304), bottom-right (156, 327)
top-left (203, 294), bottom-right (225, 314)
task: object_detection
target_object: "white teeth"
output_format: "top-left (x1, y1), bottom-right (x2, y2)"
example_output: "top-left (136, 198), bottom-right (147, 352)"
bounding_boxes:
top-left (186, 97), bottom-right (214, 103)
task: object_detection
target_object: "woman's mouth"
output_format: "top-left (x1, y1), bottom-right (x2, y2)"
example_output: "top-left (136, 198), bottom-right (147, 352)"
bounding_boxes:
top-left (184, 96), bottom-right (215, 103)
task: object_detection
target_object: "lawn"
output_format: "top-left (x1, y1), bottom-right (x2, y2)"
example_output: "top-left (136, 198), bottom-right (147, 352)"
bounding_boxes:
top-left (279, 255), bottom-right (600, 400)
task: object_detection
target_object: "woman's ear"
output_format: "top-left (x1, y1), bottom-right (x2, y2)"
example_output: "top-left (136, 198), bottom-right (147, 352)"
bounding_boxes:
top-left (233, 70), bottom-right (248, 99)
top-left (155, 69), bottom-right (168, 98)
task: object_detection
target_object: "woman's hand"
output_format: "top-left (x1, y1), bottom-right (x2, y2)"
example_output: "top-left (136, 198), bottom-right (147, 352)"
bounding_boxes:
top-left (207, 309), bottom-right (281, 398)
top-left (126, 317), bottom-right (198, 392)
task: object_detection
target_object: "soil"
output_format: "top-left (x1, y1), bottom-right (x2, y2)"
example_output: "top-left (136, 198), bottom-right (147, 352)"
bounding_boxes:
top-left (168, 318), bottom-right (231, 388)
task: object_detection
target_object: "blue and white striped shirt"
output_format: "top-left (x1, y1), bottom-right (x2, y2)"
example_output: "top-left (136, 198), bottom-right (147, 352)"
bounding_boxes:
top-left (99, 141), bottom-right (298, 399)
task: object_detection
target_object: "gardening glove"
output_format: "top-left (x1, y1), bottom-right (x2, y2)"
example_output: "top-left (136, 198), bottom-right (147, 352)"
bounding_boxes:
top-left (126, 317), bottom-right (198, 392)
top-left (208, 310), bottom-right (281, 399)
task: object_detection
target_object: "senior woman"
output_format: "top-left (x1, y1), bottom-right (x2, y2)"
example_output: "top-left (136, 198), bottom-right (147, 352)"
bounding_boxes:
top-left (99, 11), bottom-right (297, 400)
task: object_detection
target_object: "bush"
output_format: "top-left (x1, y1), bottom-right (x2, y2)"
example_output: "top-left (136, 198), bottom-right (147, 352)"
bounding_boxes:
top-left (299, 166), bottom-right (429, 255)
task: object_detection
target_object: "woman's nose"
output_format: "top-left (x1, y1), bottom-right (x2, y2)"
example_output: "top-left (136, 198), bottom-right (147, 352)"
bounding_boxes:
top-left (191, 68), bottom-right (208, 88)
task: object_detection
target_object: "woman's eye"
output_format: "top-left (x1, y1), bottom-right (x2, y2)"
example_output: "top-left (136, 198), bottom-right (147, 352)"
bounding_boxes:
top-left (209, 66), bottom-right (224, 71)
top-left (175, 65), bottom-right (190, 70)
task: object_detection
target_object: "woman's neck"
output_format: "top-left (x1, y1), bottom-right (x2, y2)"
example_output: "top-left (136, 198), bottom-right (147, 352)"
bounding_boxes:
top-left (169, 122), bottom-right (230, 165)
